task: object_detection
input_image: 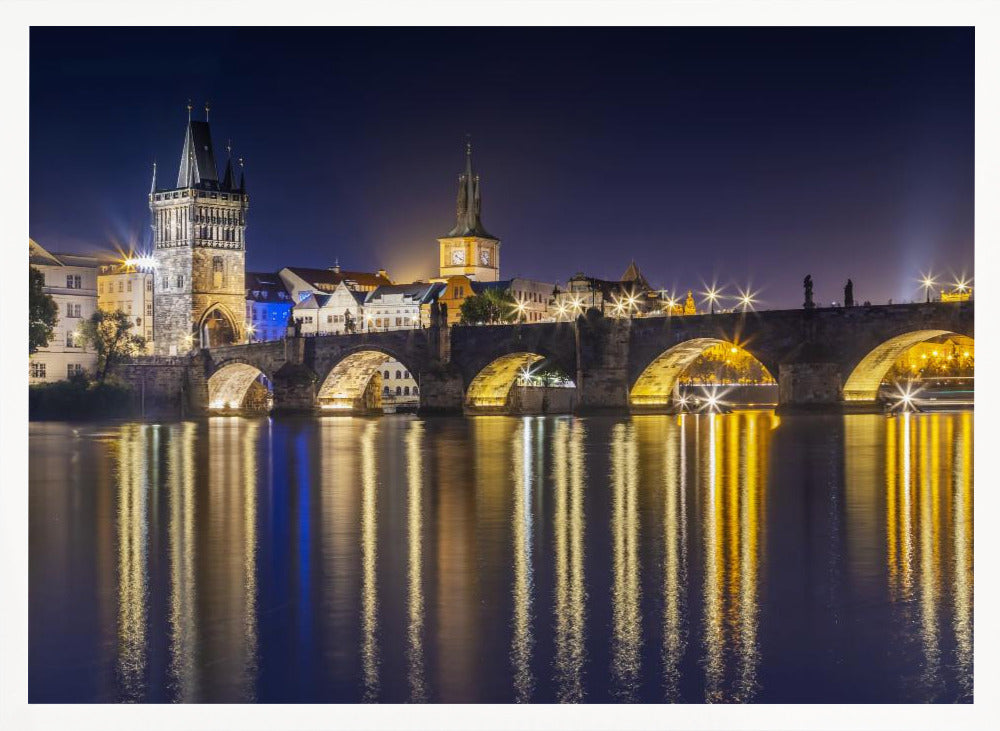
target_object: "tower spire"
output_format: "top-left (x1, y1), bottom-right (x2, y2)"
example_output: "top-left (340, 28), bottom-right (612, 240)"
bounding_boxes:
top-left (150, 159), bottom-right (157, 195)
top-left (187, 99), bottom-right (192, 122)
top-left (204, 100), bottom-right (210, 122)
top-left (445, 136), bottom-right (494, 238)
top-left (221, 139), bottom-right (236, 191)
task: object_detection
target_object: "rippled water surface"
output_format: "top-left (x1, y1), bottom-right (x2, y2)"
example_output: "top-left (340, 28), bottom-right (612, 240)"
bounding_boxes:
top-left (29, 411), bottom-right (973, 703)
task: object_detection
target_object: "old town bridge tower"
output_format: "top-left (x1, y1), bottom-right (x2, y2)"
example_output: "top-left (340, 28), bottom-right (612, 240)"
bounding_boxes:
top-left (151, 104), bottom-right (249, 354)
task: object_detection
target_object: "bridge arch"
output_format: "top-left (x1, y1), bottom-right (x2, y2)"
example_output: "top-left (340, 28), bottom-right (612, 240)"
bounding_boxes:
top-left (199, 303), bottom-right (241, 348)
top-left (842, 329), bottom-right (972, 402)
top-left (629, 337), bottom-right (775, 409)
top-left (465, 351), bottom-right (577, 412)
top-left (316, 347), bottom-right (418, 412)
top-left (208, 359), bottom-right (272, 410)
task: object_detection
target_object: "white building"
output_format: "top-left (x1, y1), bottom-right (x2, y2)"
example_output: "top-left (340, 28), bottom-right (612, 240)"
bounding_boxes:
top-left (505, 277), bottom-right (560, 322)
top-left (292, 281), bottom-right (366, 336)
top-left (97, 260), bottom-right (155, 352)
top-left (363, 282), bottom-right (445, 332)
top-left (278, 264), bottom-right (391, 304)
top-left (29, 239), bottom-right (99, 383)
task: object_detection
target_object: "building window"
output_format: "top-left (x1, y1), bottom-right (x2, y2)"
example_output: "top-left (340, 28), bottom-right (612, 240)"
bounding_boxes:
top-left (99, 282), bottom-right (104, 294)
top-left (212, 256), bottom-right (224, 288)
top-left (67, 363), bottom-right (84, 378)
top-left (127, 280), bottom-right (133, 293)
top-left (162, 276), bottom-right (169, 289)
top-left (404, 386), bottom-right (410, 396)
top-left (66, 331), bottom-right (78, 347)
top-left (66, 303), bottom-right (81, 318)
top-left (395, 386), bottom-right (402, 396)
top-left (30, 362), bottom-right (46, 379)
top-left (395, 370), bottom-right (401, 379)
top-left (66, 275), bottom-right (82, 289)
top-left (146, 304), bottom-right (153, 317)
top-left (413, 386), bottom-right (418, 396)
top-left (383, 370), bottom-right (390, 379)
top-left (146, 279), bottom-right (153, 292)
top-left (176, 275), bottom-right (184, 288)
top-left (404, 370), bottom-right (410, 379)
top-left (327, 315), bottom-right (333, 324)
top-left (118, 280), bottom-right (124, 293)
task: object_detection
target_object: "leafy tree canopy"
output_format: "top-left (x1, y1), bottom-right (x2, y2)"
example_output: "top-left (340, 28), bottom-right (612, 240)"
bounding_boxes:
top-left (29, 266), bottom-right (58, 354)
top-left (80, 309), bottom-right (147, 382)
top-left (459, 287), bottom-right (518, 325)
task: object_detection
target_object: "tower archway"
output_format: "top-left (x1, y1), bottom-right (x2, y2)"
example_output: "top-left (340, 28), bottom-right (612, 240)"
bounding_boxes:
top-left (200, 304), bottom-right (240, 348)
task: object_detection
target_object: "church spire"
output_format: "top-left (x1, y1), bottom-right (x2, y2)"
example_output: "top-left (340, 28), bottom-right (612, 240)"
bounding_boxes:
top-left (150, 159), bottom-right (157, 195)
top-left (238, 157), bottom-right (246, 192)
top-left (445, 137), bottom-right (495, 239)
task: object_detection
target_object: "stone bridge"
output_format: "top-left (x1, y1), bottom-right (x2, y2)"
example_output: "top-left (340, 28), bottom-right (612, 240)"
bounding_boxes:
top-left (120, 300), bottom-right (973, 415)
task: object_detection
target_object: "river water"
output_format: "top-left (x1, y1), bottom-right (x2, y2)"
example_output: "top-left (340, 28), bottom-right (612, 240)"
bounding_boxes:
top-left (28, 411), bottom-right (973, 703)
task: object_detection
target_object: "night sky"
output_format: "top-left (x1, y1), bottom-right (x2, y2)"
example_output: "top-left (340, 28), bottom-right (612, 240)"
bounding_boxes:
top-left (30, 27), bottom-right (973, 308)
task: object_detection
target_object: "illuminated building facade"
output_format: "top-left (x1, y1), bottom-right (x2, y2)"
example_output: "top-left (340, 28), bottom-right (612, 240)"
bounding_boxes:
top-left (28, 239), bottom-right (99, 383)
top-left (150, 106), bottom-right (249, 354)
top-left (245, 272), bottom-right (294, 342)
top-left (437, 142), bottom-right (500, 282)
top-left (98, 261), bottom-right (155, 352)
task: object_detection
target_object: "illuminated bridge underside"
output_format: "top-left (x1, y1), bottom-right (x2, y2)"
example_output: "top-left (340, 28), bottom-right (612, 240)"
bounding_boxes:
top-left (208, 363), bottom-right (264, 409)
top-left (843, 329), bottom-right (952, 402)
top-left (317, 350), bottom-right (390, 409)
top-left (630, 337), bottom-right (734, 406)
top-left (466, 352), bottom-right (544, 410)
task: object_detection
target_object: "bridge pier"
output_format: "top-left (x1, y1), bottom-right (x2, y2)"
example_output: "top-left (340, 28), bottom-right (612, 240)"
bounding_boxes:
top-left (776, 362), bottom-right (845, 413)
top-left (271, 363), bottom-right (319, 414)
top-left (417, 369), bottom-right (465, 414)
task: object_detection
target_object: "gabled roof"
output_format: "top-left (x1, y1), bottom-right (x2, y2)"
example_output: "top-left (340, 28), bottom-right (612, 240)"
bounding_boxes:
top-left (366, 282), bottom-right (445, 305)
top-left (620, 260), bottom-right (651, 290)
top-left (29, 238), bottom-right (62, 267)
top-left (292, 293), bottom-right (330, 310)
top-left (283, 266), bottom-right (392, 292)
top-left (246, 272), bottom-right (292, 303)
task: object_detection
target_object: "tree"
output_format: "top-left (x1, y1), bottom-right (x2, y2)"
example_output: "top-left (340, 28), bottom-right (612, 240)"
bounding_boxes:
top-left (80, 309), bottom-right (147, 382)
top-left (459, 287), bottom-right (518, 325)
top-left (29, 266), bottom-right (58, 354)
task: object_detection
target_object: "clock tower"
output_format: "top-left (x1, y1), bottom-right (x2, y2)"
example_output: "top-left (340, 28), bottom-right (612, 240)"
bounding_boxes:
top-left (437, 140), bottom-right (500, 281)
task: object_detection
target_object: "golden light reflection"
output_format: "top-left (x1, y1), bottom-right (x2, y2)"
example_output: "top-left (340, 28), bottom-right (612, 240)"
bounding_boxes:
top-left (884, 412), bottom-right (973, 700)
top-left (610, 422), bottom-right (641, 701)
top-left (360, 420), bottom-right (379, 701)
top-left (662, 415), bottom-right (687, 701)
top-left (241, 420), bottom-right (260, 700)
top-left (406, 421), bottom-right (427, 702)
top-left (168, 422), bottom-right (198, 701)
top-left (553, 418), bottom-right (587, 702)
top-left (511, 418), bottom-right (535, 702)
top-left (699, 412), bottom-right (768, 702)
top-left (116, 424), bottom-right (149, 702)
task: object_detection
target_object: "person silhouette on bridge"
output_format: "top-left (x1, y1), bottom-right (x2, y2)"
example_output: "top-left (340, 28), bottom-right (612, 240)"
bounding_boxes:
top-left (803, 275), bottom-right (815, 309)
top-left (844, 279), bottom-right (854, 308)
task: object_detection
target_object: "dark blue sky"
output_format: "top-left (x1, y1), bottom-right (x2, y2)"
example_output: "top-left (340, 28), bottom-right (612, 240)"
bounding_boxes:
top-left (30, 27), bottom-right (973, 308)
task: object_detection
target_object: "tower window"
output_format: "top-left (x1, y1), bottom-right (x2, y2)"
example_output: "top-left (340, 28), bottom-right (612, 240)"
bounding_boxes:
top-left (212, 256), bottom-right (225, 288)
top-left (176, 275), bottom-right (184, 288)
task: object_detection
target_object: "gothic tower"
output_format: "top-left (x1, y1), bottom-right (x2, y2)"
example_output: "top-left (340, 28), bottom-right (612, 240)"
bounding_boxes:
top-left (437, 140), bottom-right (500, 281)
top-left (151, 104), bottom-right (249, 354)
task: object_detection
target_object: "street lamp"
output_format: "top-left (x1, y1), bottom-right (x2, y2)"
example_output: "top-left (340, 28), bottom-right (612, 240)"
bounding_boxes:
top-left (919, 271), bottom-right (937, 303)
top-left (736, 285), bottom-right (758, 313)
top-left (701, 285), bottom-right (722, 315)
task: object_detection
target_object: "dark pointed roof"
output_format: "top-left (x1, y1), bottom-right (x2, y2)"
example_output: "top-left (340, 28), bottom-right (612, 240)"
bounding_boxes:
top-left (621, 260), bottom-right (651, 290)
top-left (444, 141), bottom-right (497, 239)
top-left (176, 120), bottom-right (220, 189)
top-left (221, 144), bottom-right (236, 191)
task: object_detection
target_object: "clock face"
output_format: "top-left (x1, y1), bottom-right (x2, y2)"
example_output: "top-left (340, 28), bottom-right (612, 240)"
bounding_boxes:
top-left (451, 248), bottom-right (466, 265)
top-left (480, 248), bottom-right (490, 265)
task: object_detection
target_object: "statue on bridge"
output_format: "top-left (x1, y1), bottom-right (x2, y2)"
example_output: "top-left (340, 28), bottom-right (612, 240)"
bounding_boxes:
top-left (803, 275), bottom-right (815, 309)
top-left (844, 279), bottom-right (854, 308)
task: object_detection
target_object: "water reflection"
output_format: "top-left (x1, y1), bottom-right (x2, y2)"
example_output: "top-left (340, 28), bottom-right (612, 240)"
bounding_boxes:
top-left (610, 422), bottom-right (641, 701)
top-left (699, 412), bottom-right (767, 703)
top-left (406, 421), bottom-right (427, 702)
top-left (511, 419), bottom-right (536, 702)
top-left (883, 412), bottom-right (974, 701)
top-left (360, 421), bottom-right (379, 702)
top-left (167, 422), bottom-right (197, 701)
top-left (29, 410), bottom-right (973, 704)
top-left (552, 418), bottom-right (587, 702)
top-left (116, 425), bottom-right (149, 702)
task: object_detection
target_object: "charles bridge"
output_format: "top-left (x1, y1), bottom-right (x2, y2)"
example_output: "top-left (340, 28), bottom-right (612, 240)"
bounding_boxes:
top-left (113, 300), bottom-right (974, 416)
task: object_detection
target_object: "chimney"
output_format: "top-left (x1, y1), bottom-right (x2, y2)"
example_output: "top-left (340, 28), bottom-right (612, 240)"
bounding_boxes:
top-left (377, 268), bottom-right (388, 280)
